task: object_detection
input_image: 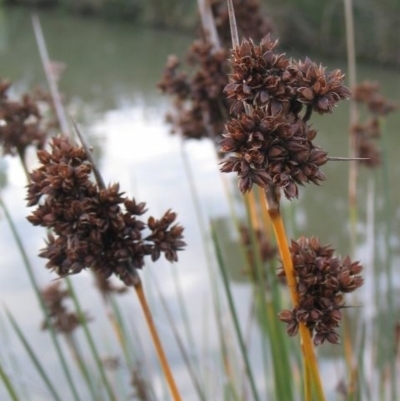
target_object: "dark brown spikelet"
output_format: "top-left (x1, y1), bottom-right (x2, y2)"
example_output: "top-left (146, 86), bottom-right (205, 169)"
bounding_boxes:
top-left (219, 108), bottom-right (328, 198)
top-left (220, 36), bottom-right (350, 199)
top-left (351, 81), bottom-right (397, 168)
top-left (27, 137), bottom-right (186, 287)
top-left (159, 0), bottom-right (273, 145)
top-left (0, 78), bottom-right (47, 158)
top-left (158, 40), bottom-right (230, 143)
top-left (353, 81), bottom-right (397, 116)
top-left (351, 120), bottom-right (381, 167)
top-left (130, 365), bottom-right (155, 401)
top-left (296, 57), bottom-right (351, 115)
top-left (41, 282), bottom-right (89, 333)
top-left (278, 237), bottom-right (363, 346)
top-left (224, 36), bottom-right (295, 115)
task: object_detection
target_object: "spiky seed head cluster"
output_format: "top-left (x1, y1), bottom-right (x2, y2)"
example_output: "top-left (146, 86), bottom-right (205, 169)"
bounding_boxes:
top-left (278, 237), bottom-right (363, 346)
top-left (158, 0), bottom-right (272, 144)
top-left (0, 79), bottom-right (46, 157)
top-left (158, 41), bottom-right (230, 142)
top-left (351, 81), bottom-right (397, 168)
top-left (220, 36), bottom-right (351, 199)
top-left (41, 282), bottom-right (88, 333)
top-left (353, 81), bottom-right (397, 116)
top-left (27, 137), bottom-right (186, 287)
top-left (220, 109), bottom-right (327, 198)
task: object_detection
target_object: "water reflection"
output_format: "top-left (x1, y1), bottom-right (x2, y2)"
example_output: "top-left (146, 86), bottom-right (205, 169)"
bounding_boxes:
top-left (1, 6), bottom-right (400, 401)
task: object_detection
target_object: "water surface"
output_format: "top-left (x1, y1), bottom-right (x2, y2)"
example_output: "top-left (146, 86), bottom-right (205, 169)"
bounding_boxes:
top-left (1, 7), bottom-right (400, 401)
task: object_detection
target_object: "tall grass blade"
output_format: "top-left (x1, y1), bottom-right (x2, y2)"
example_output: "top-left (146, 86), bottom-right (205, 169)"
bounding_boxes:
top-left (380, 117), bottom-right (397, 401)
top-left (180, 142), bottom-right (242, 396)
top-left (343, 0), bottom-right (359, 251)
top-left (243, 199), bottom-right (291, 400)
top-left (211, 223), bottom-right (261, 401)
top-left (31, 14), bottom-right (69, 136)
top-left (0, 197), bottom-right (83, 401)
top-left (0, 362), bottom-right (21, 401)
top-left (0, 313), bottom-right (31, 401)
top-left (4, 308), bottom-right (64, 401)
top-left (170, 263), bottom-right (199, 369)
top-left (152, 273), bottom-right (207, 401)
top-left (65, 278), bottom-right (119, 401)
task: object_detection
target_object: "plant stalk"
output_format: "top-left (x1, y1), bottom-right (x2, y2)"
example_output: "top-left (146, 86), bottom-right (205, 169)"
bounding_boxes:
top-left (343, 0), bottom-right (359, 250)
top-left (263, 184), bottom-right (326, 401)
top-left (134, 279), bottom-right (183, 401)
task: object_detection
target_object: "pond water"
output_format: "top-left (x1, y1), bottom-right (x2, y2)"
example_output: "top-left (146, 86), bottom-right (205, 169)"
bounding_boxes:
top-left (1, 6), bottom-right (400, 401)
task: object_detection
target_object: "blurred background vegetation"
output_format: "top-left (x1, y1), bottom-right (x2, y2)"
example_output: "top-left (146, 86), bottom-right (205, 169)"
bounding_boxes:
top-left (3, 0), bottom-right (400, 66)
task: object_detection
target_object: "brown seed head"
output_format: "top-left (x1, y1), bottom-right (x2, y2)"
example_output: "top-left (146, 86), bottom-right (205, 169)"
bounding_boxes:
top-left (278, 236), bottom-right (363, 346)
top-left (296, 57), bottom-right (351, 114)
top-left (219, 109), bottom-right (328, 198)
top-left (27, 137), bottom-right (186, 287)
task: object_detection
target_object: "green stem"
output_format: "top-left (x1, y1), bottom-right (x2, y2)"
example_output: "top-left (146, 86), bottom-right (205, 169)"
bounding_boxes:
top-left (0, 197), bottom-right (82, 401)
top-left (65, 278), bottom-right (119, 401)
top-left (264, 186), bottom-right (326, 401)
top-left (0, 360), bottom-right (21, 401)
top-left (5, 309), bottom-right (63, 401)
top-left (212, 224), bottom-right (261, 401)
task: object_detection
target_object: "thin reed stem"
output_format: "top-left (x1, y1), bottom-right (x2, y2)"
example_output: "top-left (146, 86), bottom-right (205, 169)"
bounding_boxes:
top-left (63, 333), bottom-right (100, 401)
top-left (31, 14), bottom-right (70, 137)
top-left (380, 117), bottom-right (397, 401)
top-left (263, 184), bottom-right (326, 401)
top-left (197, 0), bottom-right (220, 49)
top-left (0, 361), bottom-right (20, 401)
top-left (343, 0), bottom-right (359, 250)
top-left (246, 190), bottom-right (260, 231)
top-left (152, 274), bottom-right (207, 401)
top-left (5, 309), bottom-right (64, 401)
top-left (134, 280), bottom-right (183, 401)
top-left (243, 197), bottom-right (280, 399)
top-left (16, 150), bottom-right (30, 184)
top-left (180, 142), bottom-right (243, 394)
top-left (65, 279), bottom-right (119, 401)
top-left (304, 355), bottom-right (312, 401)
top-left (211, 225), bottom-right (261, 401)
top-left (257, 186), bottom-right (271, 238)
top-left (226, 0), bottom-right (239, 48)
top-left (0, 197), bottom-right (82, 401)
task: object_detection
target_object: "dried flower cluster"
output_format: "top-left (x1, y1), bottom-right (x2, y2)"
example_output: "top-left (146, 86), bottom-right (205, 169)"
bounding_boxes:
top-left (220, 37), bottom-right (351, 198)
top-left (130, 365), bottom-right (155, 401)
top-left (278, 237), bottom-right (363, 346)
top-left (0, 79), bottom-right (46, 158)
top-left (41, 282), bottom-right (88, 333)
top-left (158, 0), bottom-right (272, 143)
top-left (351, 81), bottom-right (397, 167)
top-left (353, 81), bottom-right (397, 116)
top-left (159, 43), bottom-right (230, 142)
top-left (27, 137), bottom-right (186, 286)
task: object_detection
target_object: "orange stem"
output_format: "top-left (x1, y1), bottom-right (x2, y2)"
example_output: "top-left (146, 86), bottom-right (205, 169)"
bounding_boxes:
top-left (264, 186), bottom-right (326, 401)
top-left (134, 281), bottom-right (183, 401)
top-left (246, 190), bottom-right (260, 230)
top-left (258, 186), bottom-right (272, 239)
